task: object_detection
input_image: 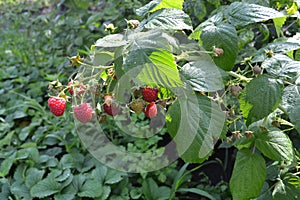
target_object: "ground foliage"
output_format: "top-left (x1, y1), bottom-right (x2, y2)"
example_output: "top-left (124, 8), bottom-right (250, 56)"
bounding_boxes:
top-left (0, 0), bottom-right (300, 199)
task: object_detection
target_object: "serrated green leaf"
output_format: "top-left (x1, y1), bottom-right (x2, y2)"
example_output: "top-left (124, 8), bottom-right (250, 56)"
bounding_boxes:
top-left (54, 184), bottom-right (76, 200)
top-left (255, 130), bottom-right (294, 161)
top-left (189, 13), bottom-right (223, 40)
top-left (11, 181), bottom-right (31, 199)
top-left (252, 40), bottom-right (300, 63)
top-left (226, 2), bottom-right (285, 27)
top-left (151, 0), bottom-right (184, 13)
top-left (94, 34), bottom-right (128, 48)
top-left (123, 31), bottom-right (183, 87)
top-left (72, 174), bottom-right (86, 192)
top-left (261, 54), bottom-right (300, 83)
top-left (239, 75), bottom-right (283, 126)
top-left (230, 149), bottom-right (266, 200)
top-left (136, 0), bottom-right (160, 17)
top-left (273, 16), bottom-right (287, 37)
top-left (200, 22), bottom-right (238, 71)
top-left (105, 169), bottom-right (126, 184)
top-left (166, 92), bottom-right (226, 163)
top-left (282, 85), bottom-right (300, 133)
top-left (0, 152), bottom-right (16, 177)
top-left (30, 176), bottom-right (61, 198)
top-left (143, 9), bottom-right (192, 30)
top-left (180, 60), bottom-right (227, 92)
top-left (25, 168), bottom-right (45, 188)
top-left (100, 186), bottom-right (111, 200)
top-left (78, 179), bottom-right (103, 198)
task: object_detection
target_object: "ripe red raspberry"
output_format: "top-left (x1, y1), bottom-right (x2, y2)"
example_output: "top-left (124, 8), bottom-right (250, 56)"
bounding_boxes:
top-left (144, 102), bottom-right (157, 118)
top-left (103, 103), bottom-right (119, 116)
top-left (68, 81), bottom-right (85, 96)
top-left (73, 103), bottom-right (93, 123)
top-left (48, 97), bottom-right (66, 116)
top-left (142, 87), bottom-right (159, 103)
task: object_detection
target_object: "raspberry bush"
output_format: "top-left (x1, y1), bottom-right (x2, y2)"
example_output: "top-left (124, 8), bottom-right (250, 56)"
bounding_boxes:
top-left (1, 0), bottom-right (300, 199)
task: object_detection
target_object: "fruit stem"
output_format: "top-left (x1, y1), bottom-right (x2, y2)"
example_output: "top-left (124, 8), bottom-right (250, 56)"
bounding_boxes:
top-left (227, 71), bottom-right (252, 82)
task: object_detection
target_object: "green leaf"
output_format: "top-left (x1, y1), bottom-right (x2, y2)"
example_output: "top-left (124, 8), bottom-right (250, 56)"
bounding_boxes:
top-left (261, 54), bottom-right (300, 83)
top-left (166, 92), bottom-right (226, 163)
top-left (239, 75), bottom-right (283, 126)
top-left (142, 178), bottom-right (171, 200)
top-left (255, 130), bottom-right (294, 161)
top-left (226, 2), bottom-right (285, 27)
top-left (282, 85), bottom-right (300, 133)
top-left (11, 181), bottom-right (31, 199)
top-left (189, 13), bottom-right (223, 40)
top-left (104, 169), bottom-right (125, 185)
top-left (78, 179), bottom-right (103, 198)
top-left (150, 0), bottom-right (184, 13)
top-left (143, 9), bottom-right (192, 30)
top-left (30, 176), bottom-right (61, 198)
top-left (273, 173), bottom-right (300, 199)
top-left (273, 16), bottom-right (287, 37)
top-left (177, 188), bottom-right (216, 200)
top-left (136, 0), bottom-right (184, 17)
top-left (123, 30), bottom-right (183, 87)
top-left (200, 22), bottom-right (238, 71)
top-left (136, 0), bottom-right (160, 17)
top-left (94, 34), bottom-right (128, 48)
top-left (54, 185), bottom-right (76, 200)
top-left (0, 152), bottom-right (16, 177)
top-left (25, 168), bottom-right (45, 188)
top-left (180, 60), bottom-right (227, 92)
top-left (252, 40), bottom-right (300, 63)
top-left (230, 149), bottom-right (266, 200)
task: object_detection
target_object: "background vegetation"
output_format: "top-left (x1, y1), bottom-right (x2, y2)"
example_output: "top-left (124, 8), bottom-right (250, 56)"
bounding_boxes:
top-left (0, 0), bottom-right (299, 199)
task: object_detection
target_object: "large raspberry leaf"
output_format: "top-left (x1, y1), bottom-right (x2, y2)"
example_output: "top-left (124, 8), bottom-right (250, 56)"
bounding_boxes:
top-left (230, 149), bottom-right (266, 200)
top-left (166, 91), bottom-right (226, 163)
top-left (181, 60), bottom-right (228, 92)
top-left (239, 75), bottom-right (283, 126)
top-left (255, 130), bottom-right (294, 162)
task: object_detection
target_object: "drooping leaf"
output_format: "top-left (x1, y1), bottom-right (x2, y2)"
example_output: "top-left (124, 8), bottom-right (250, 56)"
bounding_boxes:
top-left (226, 2), bottom-right (285, 27)
top-left (255, 130), bottom-right (294, 161)
top-left (180, 60), bottom-right (228, 92)
top-left (166, 91), bottom-right (226, 163)
top-left (30, 177), bottom-right (61, 198)
top-left (142, 8), bottom-right (192, 30)
top-left (200, 22), bottom-right (238, 71)
top-left (282, 85), bottom-right (300, 133)
top-left (239, 75), bottom-right (283, 126)
top-left (230, 149), bottom-right (266, 200)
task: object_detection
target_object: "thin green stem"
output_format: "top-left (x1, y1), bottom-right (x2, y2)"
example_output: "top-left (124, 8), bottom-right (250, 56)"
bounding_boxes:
top-left (227, 71), bottom-right (252, 82)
